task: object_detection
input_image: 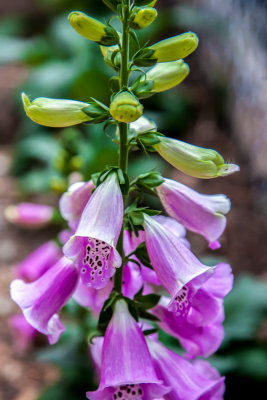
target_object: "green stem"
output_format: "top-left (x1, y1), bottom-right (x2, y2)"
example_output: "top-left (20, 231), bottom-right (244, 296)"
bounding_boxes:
top-left (114, 0), bottom-right (130, 293)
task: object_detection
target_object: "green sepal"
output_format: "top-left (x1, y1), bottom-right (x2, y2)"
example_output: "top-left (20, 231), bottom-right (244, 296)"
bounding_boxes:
top-left (131, 131), bottom-right (164, 153)
top-left (131, 75), bottom-right (155, 99)
top-left (97, 291), bottom-right (121, 333)
top-left (96, 166), bottom-right (129, 195)
top-left (132, 171), bottom-right (164, 190)
top-left (133, 47), bottom-right (157, 67)
top-left (100, 25), bottom-right (120, 46)
top-left (82, 98), bottom-right (109, 124)
top-left (133, 241), bottom-right (153, 269)
top-left (124, 297), bottom-right (139, 322)
top-left (139, 309), bottom-right (160, 322)
top-left (138, 294), bottom-right (161, 310)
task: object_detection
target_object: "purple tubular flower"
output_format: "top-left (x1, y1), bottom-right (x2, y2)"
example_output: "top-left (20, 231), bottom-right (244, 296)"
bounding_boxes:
top-left (73, 278), bottom-right (112, 314)
top-left (10, 257), bottom-right (79, 344)
top-left (59, 180), bottom-right (95, 230)
top-left (87, 299), bottom-right (169, 400)
top-left (143, 214), bottom-right (213, 307)
top-left (15, 241), bottom-right (61, 282)
top-left (156, 178), bottom-right (231, 249)
top-left (147, 339), bottom-right (225, 400)
top-left (5, 203), bottom-right (54, 228)
top-left (63, 173), bottom-right (123, 290)
top-left (152, 263), bottom-right (233, 358)
top-left (9, 314), bottom-right (38, 352)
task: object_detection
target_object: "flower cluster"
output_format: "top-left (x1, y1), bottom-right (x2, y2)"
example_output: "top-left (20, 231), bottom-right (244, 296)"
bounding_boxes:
top-left (9, 0), bottom-right (238, 398)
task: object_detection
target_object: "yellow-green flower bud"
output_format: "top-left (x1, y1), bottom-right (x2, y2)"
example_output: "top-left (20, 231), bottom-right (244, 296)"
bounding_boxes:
top-left (134, 32), bottom-right (199, 66)
top-left (68, 11), bottom-right (119, 46)
top-left (148, 0), bottom-right (157, 6)
top-left (146, 60), bottom-right (189, 92)
top-left (110, 91), bottom-right (143, 123)
top-left (154, 137), bottom-right (240, 179)
top-left (131, 7), bottom-right (158, 30)
top-left (133, 60), bottom-right (190, 98)
top-left (22, 93), bottom-right (91, 127)
top-left (100, 44), bottom-right (121, 69)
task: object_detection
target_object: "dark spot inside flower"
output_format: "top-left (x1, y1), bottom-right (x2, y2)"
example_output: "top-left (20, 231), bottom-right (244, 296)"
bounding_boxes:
top-left (118, 392), bottom-right (122, 398)
top-left (89, 258), bottom-right (93, 263)
top-left (96, 255), bottom-right (99, 261)
top-left (132, 391), bottom-right (136, 395)
top-left (99, 271), bottom-right (103, 275)
top-left (113, 395), bottom-right (117, 400)
top-left (138, 388), bottom-right (142, 395)
top-left (97, 261), bottom-right (102, 266)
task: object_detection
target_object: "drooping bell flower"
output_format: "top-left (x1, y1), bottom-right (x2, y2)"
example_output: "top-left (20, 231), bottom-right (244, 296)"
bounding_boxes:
top-left (156, 178), bottom-right (231, 249)
top-left (153, 136), bottom-right (240, 179)
top-left (73, 278), bottom-right (113, 314)
top-left (22, 93), bottom-right (92, 128)
top-left (59, 180), bottom-right (95, 230)
top-left (63, 173), bottom-right (123, 290)
top-left (123, 216), bottom-right (189, 291)
top-left (143, 214), bottom-right (213, 307)
top-left (10, 257), bottom-right (79, 344)
top-left (147, 339), bottom-right (225, 400)
top-left (15, 241), bottom-right (61, 282)
top-left (87, 299), bottom-right (169, 400)
top-left (5, 203), bottom-right (54, 228)
top-left (9, 314), bottom-right (38, 352)
top-left (134, 32), bottom-right (199, 66)
top-left (152, 263), bottom-right (233, 358)
top-left (133, 60), bottom-right (190, 98)
top-left (68, 11), bottom-right (120, 46)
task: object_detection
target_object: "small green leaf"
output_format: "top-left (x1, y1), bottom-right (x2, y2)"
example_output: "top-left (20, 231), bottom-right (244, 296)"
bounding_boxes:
top-left (140, 294), bottom-right (161, 310)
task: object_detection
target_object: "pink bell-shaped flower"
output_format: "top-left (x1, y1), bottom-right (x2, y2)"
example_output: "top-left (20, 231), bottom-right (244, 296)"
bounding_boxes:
top-left (87, 299), bottom-right (169, 400)
top-left (63, 173), bottom-right (123, 290)
top-left (156, 178), bottom-right (231, 249)
top-left (10, 257), bottom-right (79, 344)
top-left (143, 214), bottom-right (213, 307)
top-left (147, 339), bottom-right (225, 400)
top-left (152, 263), bottom-right (233, 358)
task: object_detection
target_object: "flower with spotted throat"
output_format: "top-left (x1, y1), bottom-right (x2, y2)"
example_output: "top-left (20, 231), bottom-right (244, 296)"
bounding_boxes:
top-left (63, 173), bottom-right (123, 290)
top-left (87, 299), bottom-right (169, 400)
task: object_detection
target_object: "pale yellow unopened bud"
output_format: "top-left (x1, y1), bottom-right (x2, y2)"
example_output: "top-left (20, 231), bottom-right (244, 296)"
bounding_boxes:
top-left (68, 11), bottom-right (119, 46)
top-left (22, 93), bottom-right (91, 128)
top-left (143, 60), bottom-right (190, 93)
top-left (110, 91), bottom-right (143, 123)
top-left (152, 32), bottom-right (199, 62)
top-left (154, 137), bottom-right (240, 179)
top-left (132, 7), bottom-right (158, 30)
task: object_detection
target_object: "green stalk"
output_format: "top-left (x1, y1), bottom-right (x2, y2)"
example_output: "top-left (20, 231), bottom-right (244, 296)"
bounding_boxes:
top-left (114, 0), bottom-right (130, 293)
